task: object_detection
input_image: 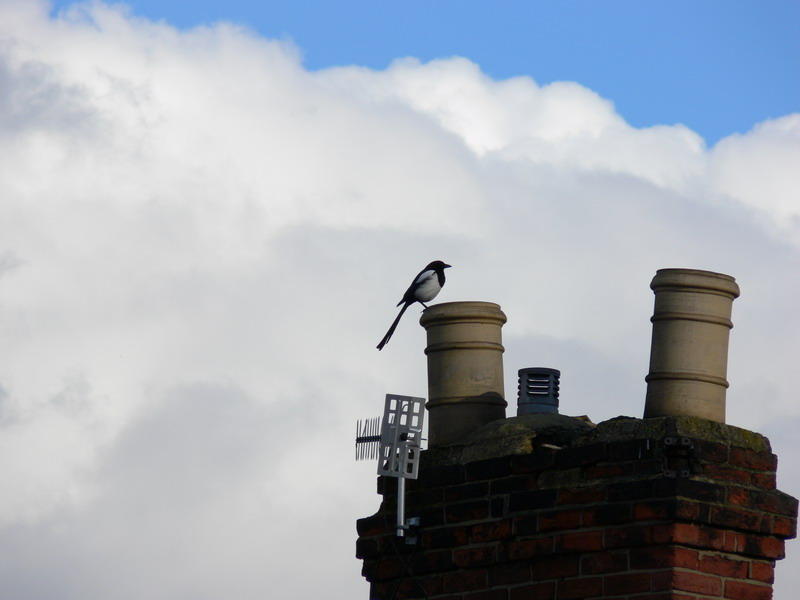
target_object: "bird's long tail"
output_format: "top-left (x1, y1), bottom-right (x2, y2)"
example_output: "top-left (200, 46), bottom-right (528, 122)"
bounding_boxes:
top-left (377, 302), bottom-right (410, 350)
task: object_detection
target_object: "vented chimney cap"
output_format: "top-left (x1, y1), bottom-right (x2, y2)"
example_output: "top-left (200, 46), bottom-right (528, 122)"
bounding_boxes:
top-left (517, 367), bottom-right (560, 416)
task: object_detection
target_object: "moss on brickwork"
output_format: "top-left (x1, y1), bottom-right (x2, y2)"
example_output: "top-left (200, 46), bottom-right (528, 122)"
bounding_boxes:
top-left (574, 415), bottom-right (771, 453)
top-left (423, 414), bottom-right (770, 467)
top-left (423, 413), bottom-right (594, 467)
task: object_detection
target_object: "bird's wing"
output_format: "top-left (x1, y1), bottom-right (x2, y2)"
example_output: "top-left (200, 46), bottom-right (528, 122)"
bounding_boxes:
top-left (397, 268), bottom-right (435, 306)
top-left (414, 268), bottom-right (436, 285)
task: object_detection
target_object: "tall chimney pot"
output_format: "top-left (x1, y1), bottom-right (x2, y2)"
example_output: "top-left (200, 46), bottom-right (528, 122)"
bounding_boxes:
top-left (420, 301), bottom-right (507, 447)
top-left (644, 268), bottom-right (740, 423)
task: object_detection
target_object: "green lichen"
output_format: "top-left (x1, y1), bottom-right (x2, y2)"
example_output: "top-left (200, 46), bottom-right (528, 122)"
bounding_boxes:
top-left (575, 415), bottom-right (770, 452)
top-left (423, 414), bottom-right (593, 467)
top-left (422, 413), bottom-right (771, 467)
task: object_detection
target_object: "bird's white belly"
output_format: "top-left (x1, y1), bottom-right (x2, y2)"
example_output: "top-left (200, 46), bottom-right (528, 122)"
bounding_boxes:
top-left (414, 275), bottom-right (442, 302)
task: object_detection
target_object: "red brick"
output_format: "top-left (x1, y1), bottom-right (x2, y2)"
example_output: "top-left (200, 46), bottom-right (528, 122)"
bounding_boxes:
top-left (729, 447), bottom-right (777, 472)
top-left (723, 530), bottom-right (746, 553)
top-left (692, 437), bottom-right (728, 459)
top-left (608, 479), bottom-right (655, 501)
top-left (581, 552), bottom-right (628, 574)
top-left (724, 579), bottom-right (772, 600)
top-left (424, 525), bottom-right (469, 548)
top-left (771, 515), bottom-right (797, 538)
top-left (603, 571), bottom-right (652, 594)
top-left (446, 501), bottom-right (490, 524)
top-left (446, 482), bottom-right (490, 502)
top-left (751, 489), bottom-right (799, 516)
top-left (632, 499), bottom-right (701, 522)
top-left (671, 570), bottom-right (723, 596)
top-left (709, 505), bottom-right (763, 532)
top-left (673, 547), bottom-right (702, 570)
top-left (667, 523), bottom-right (704, 545)
top-left (418, 574), bottom-right (444, 597)
top-left (532, 555), bottom-right (580, 580)
top-left (512, 453), bottom-right (555, 474)
top-left (585, 463), bottom-right (632, 478)
top-left (442, 569), bottom-right (488, 593)
top-left (744, 535), bottom-right (786, 559)
top-left (464, 590), bottom-right (509, 600)
top-left (555, 530), bottom-right (605, 553)
top-left (608, 595), bottom-right (678, 600)
top-left (557, 577), bottom-right (603, 599)
top-left (509, 489), bottom-right (558, 512)
top-left (698, 553), bottom-right (748, 578)
top-left (630, 546), bottom-right (699, 570)
top-left (454, 547), bottom-right (494, 568)
top-left (472, 520), bottom-right (512, 542)
top-left (659, 477), bottom-right (721, 504)
top-left (407, 486), bottom-right (444, 506)
top-left (490, 561), bottom-right (531, 585)
top-left (467, 457), bottom-right (512, 481)
top-left (674, 500), bottom-right (703, 521)
top-left (510, 582), bottom-right (555, 600)
top-left (759, 515), bottom-right (772, 534)
top-left (750, 560), bottom-right (775, 583)
top-left (727, 486), bottom-right (750, 507)
top-left (639, 594), bottom-right (695, 600)
top-left (605, 524), bottom-right (654, 548)
top-left (702, 463), bottom-right (753, 485)
top-left (508, 538), bottom-right (553, 561)
top-left (512, 515), bottom-right (539, 536)
top-left (751, 471), bottom-right (777, 489)
top-left (395, 578), bottom-right (426, 598)
top-left (414, 549), bottom-right (455, 574)
top-left (633, 500), bottom-right (673, 520)
top-left (539, 509), bottom-right (582, 531)
top-left (558, 485), bottom-right (607, 505)
top-left (628, 546), bottom-right (671, 570)
top-left (586, 503), bottom-right (632, 526)
top-left (375, 556), bottom-right (405, 579)
top-left (490, 475), bottom-right (535, 495)
top-left (649, 569), bottom-right (674, 592)
top-left (656, 523), bottom-right (726, 551)
top-left (558, 443), bottom-right (606, 468)
top-left (389, 574), bottom-right (430, 598)
top-left (733, 531), bottom-right (787, 558)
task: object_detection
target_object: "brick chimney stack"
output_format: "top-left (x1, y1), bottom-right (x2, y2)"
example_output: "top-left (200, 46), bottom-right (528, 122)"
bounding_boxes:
top-left (357, 275), bottom-right (797, 600)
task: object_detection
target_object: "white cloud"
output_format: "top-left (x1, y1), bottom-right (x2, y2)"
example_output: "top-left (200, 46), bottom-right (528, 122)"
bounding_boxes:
top-left (709, 114), bottom-right (800, 238)
top-left (322, 57), bottom-right (707, 191)
top-left (0, 1), bottom-right (799, 598)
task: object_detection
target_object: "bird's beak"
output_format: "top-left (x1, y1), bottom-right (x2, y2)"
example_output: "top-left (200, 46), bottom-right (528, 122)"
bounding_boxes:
top-left (444, 264), bottom-right (452, 269)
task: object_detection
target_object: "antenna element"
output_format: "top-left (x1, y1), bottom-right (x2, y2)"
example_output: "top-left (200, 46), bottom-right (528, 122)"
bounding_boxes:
top-left (355, 393), bottom-right (426, 543)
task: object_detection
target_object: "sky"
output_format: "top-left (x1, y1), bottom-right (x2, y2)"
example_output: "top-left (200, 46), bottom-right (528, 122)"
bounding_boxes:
top-left (0, 1), bottom-right (798, 598)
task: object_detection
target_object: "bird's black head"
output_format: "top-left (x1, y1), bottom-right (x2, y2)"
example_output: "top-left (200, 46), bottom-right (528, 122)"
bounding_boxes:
top-left (427, 260), bottom-right (451, 272)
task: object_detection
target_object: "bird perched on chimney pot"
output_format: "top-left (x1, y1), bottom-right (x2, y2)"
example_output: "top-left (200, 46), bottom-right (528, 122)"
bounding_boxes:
top-left (377, 260), bottom-right (451, 350)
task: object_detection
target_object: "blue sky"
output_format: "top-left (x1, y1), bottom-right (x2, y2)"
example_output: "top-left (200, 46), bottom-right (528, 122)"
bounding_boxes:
top-left (51, 0), bottom-right (800, 145)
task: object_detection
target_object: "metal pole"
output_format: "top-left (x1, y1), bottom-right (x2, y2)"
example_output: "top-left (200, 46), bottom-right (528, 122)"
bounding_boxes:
top-left (396, 477), bottom-right (406, 537)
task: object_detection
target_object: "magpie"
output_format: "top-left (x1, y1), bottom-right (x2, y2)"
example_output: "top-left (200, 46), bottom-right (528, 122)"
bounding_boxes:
top-left (377, 260), bottom-right (451, 350)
